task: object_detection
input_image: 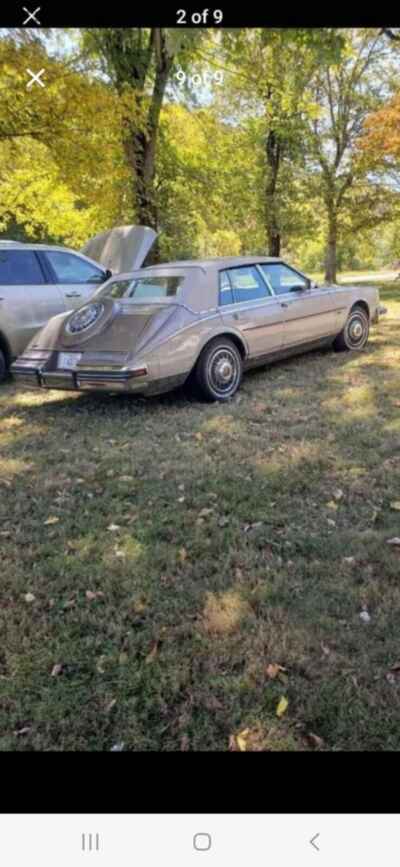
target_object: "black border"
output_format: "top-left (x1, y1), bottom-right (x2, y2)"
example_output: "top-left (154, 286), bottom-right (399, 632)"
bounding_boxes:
top-left (1, 753), bottom-right (396, 813)
top-left (3, 4), bottom-right (400, 27)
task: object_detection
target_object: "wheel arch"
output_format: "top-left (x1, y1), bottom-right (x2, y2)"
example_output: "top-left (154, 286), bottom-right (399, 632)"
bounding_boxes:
top-left (350, 299), bottom-right (370, 320)
top-left (194, 330), bottom-right (247, 366)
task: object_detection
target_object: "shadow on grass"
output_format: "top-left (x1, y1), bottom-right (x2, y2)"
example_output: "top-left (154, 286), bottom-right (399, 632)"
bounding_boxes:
top-left (1, 327), bottom-right (400, 750)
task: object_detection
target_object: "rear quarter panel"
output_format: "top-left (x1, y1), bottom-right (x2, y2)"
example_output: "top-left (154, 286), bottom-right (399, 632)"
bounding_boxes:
top-left (142, 310), bottom-right (248, 380)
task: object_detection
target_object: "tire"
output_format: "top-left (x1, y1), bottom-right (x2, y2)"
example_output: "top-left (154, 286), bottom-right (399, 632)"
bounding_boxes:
top-left (333, 305), bottom-right (369, 352)
top-left (0, 348), bottom-right (7, 383)
top-left (193, 337), bottom-right (243, 402)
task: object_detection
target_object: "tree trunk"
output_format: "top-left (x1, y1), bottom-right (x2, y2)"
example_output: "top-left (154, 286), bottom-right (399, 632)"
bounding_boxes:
top-left (324, 207), bottom-right (337, 283)
top-left (265, 130), bottom-right (281, 257)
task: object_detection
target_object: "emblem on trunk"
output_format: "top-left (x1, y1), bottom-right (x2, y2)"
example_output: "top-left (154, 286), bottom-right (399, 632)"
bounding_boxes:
top-left (66, 303), bottom-right (105, 335)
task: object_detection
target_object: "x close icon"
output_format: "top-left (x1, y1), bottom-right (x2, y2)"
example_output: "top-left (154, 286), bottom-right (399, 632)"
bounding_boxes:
top-left (22, 6), bottom-right (41, 25)
top-left (26, 68), bottom-right (46, 88)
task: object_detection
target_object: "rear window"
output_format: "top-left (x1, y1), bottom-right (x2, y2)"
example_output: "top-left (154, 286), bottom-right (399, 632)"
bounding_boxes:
top-left (96, 276), bottom-right (183, 300)
top-left (0, 250), bottom-right (45, 285)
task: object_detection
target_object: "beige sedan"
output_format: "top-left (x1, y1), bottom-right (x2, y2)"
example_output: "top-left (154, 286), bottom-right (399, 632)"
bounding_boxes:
top-left (11, 244), bottom-right (386, 401)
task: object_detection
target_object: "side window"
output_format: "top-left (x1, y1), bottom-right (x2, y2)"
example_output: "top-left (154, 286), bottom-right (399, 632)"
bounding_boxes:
top-left (0, 250), bottom-right (45, 285)
top-left (226, 266), bottom-right (270, 304)
top-left (259, 263), bottom-right (308, 295)
top-left (44, 252), bottom-right (105, 285)
top-left (219, 270), bottom-right (234, 306)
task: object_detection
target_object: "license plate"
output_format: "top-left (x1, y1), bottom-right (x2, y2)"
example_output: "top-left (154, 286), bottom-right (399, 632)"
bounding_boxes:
top-left (58, 352), bottom-right (82, 370)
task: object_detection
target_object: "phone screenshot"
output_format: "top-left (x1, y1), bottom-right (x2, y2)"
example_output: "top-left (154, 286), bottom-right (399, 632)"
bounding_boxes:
top-left (0, 0), bottom-right (398, 851)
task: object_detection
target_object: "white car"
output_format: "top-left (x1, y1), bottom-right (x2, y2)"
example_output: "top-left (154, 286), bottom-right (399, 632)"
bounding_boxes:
top-left (0, 226), bottom-right (156, 381)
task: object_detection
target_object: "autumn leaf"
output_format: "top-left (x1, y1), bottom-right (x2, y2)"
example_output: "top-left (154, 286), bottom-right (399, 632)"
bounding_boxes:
top-left (266, 662), bottom-right (286, 679)
top-left (51, 663), bottom-right (63, 677)
top-left (276, 696), bottom-right (289, 718)
top-left (24, 592), bottom-right (35, 603)
top-left (44, 516), bottom-right (59, 526)
top-left (145, 641), bottom-right (159, 664)
top-left (236, 728), bottom-right (250, 751)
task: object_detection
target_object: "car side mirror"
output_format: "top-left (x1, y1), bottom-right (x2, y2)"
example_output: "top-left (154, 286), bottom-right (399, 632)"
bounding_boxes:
top-left (104, 269), bottom-right (113, 281)
top-left (289, 283), bottom-right (308, 293)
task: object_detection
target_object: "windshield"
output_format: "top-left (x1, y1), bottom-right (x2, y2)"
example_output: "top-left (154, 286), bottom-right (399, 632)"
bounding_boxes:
top-left (95, 275), bottom-right (183, 301)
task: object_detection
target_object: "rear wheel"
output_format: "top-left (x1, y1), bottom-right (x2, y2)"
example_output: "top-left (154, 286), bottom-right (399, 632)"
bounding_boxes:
top-left (333, 305), bottom-right (369, 351)
top-left (0, 349), bottom-right (7, 383)
top-left (193, 337), bottom-right (243, 402)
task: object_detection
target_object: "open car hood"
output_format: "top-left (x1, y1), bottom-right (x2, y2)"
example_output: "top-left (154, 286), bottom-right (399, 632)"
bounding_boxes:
top-left (81, 225), bottom-right (157, 274)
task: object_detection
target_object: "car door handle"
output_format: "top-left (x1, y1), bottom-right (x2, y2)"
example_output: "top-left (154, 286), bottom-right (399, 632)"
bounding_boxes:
top-left (280, 301), bottom-right (289, 308)
top-left (65, 291), bottom-right (82, 298)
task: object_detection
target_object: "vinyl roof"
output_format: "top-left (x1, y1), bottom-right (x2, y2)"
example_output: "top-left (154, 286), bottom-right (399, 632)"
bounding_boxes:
top-left (145, 256), bottom-right (282, 271)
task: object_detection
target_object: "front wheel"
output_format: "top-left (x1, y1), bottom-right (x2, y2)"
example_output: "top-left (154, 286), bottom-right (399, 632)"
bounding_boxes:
top-left (0, 349), bottom-right (7, 383)
top-left (333, 306), bottom-right (369, 351)
top-left (193, 337), bottom-right (243, 401)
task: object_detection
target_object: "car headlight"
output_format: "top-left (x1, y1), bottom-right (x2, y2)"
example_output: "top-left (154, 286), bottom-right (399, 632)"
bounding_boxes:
top-left (66, 302), bottom-right (105, 335)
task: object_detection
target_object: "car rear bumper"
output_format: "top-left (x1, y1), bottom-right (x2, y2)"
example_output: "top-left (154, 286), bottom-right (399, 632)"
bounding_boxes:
top-left (10, 363), bottom-right (188, 396)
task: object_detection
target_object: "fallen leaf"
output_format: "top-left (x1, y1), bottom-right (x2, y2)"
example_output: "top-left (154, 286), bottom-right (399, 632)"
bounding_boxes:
top-left (236, 728), bottom-right (250, 752)
top-left (266, 662), bottom-right (286, 679)
top-left (387, 537), bottom-right (400, 546)
top-left (390, 502), bottom-right (400, 511)
top-left (343, 556), bottom-right (356, 565)
top-left (110, 742), bottom-right (125, 751)
top-left (194, 432), bottom-right (203, 441)
top-left (13, 726), bottom-right (32, 736)
top-left (326, 501), bottom-right (338, 510)
top-left (105, 699), bottom-right (117, 713)
top-left (333, 489), bottom-right (344, 500)
top-left (327, 518), bottom-right (336, 527)
top-left (24, 592), bottom-right (35, 603)
top-left (306, 732), bottom-right (324, 749)
top-left (180, 734), bottom-right (190, 751)
top-left (145, 641), bottom-right (159, 664)
top-left (86, 590), bottom-right (97, 601)
top-left (359, 610), bottom-right (371, 624)
top-left (178, 547), bottom-right (188, 563)
top-left (276, 696), bottom-right (289, 718)
top-left (44, 516), bottom-right (59, 526)
top-left (243, 521), bottom-right (263, 533)
top-left (51, 663), bottom-right (63, 677)
top-left (107, 523), bottom-right (121, 532)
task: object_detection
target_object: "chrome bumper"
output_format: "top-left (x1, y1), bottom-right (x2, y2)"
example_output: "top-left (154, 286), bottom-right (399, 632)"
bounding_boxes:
top-left (11, 364), bottom-right (149, 393)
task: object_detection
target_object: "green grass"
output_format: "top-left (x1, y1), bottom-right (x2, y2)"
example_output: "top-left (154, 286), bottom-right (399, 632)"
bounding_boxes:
top-left (1, 282), bottom-right (400, 751)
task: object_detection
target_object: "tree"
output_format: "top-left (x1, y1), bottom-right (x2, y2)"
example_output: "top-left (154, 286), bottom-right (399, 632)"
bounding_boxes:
top-left (304, 29), bottom-right (392, 282)
top-left (216, 29), bottom-right (344, 256)
top-left (82, 29), bottom-right (203, 255)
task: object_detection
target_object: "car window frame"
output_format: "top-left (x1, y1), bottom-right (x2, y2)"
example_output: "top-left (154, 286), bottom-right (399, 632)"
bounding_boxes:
top-left (218, 264), bottom-right (274, 308)
top-left (0, 248), bottom-right (48, 286)
top-left (42, 250), bottom-right (107, 285)
top-left (259, 262), bottom-right (311, 297)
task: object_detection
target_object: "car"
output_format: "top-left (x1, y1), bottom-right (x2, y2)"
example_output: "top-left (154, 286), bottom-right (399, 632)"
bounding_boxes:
top-left (11, 234), bottom-right (387, 402)
top-left (0, 226), bottom-right (156, 382)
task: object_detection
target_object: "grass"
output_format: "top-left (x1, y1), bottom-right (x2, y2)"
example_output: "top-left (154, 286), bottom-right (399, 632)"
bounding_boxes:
top-left (1, 281), bottom-right (400, 751)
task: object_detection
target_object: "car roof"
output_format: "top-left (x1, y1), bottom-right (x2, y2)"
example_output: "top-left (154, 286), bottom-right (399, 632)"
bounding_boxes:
top-left (145, 255), bottom-right (282, 271)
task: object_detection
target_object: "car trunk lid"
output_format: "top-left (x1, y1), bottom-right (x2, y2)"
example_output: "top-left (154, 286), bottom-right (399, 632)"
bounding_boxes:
top-left (81, 225), bottom-right (157, 274)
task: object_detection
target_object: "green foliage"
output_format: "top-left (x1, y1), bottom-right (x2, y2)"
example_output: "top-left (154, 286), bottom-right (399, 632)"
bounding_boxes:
top-left (0, 28), bottom-right (399, 268)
